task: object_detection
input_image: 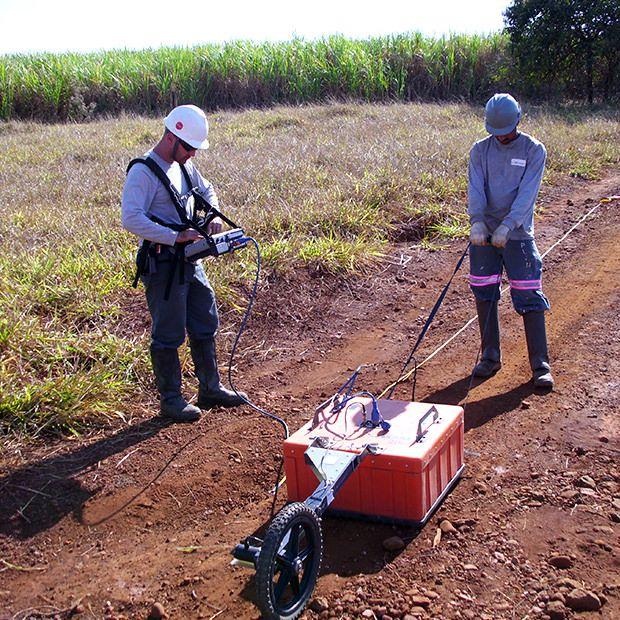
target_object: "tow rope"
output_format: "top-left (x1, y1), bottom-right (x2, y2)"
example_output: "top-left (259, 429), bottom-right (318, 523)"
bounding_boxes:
top-left (384, 242), bottom-right (470, 399)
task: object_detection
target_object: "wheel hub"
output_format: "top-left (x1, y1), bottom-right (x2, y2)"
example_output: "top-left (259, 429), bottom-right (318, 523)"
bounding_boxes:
top-left (292, 557), bottom-right (304, 574)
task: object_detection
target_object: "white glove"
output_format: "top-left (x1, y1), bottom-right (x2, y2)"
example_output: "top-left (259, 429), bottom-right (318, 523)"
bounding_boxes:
top-left (491, 224), bottom-right (510, 248)
top-left (470, 221), bottom-right (490, 246)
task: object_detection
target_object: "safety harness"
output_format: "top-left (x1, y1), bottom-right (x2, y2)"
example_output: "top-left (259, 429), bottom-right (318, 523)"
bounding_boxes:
top-left (126, 156), bottom-right (218, 300)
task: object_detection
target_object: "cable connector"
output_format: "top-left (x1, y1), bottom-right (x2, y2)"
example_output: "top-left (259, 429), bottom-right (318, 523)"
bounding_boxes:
top-left (357, 395), bottom-right (391, 432)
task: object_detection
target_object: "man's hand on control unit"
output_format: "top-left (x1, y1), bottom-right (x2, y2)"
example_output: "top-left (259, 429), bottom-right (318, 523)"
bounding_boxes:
top-left (207, 217), bottom-right (223, 235)
top-left (177, 229), bottom-right (201, 243)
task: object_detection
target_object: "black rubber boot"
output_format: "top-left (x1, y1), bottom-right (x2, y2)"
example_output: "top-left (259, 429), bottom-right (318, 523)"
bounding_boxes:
top-left (190, 338), bottom-right (247, 409)
top-left (150, 346), bottom-right (201, 422)
top-left (523, 311), bottom-right (554, 389)
top-left (473, 299), bottom-right (502, 377)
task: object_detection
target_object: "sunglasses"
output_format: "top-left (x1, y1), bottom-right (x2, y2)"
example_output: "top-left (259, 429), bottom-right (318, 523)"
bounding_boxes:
top-left (177, 137), bottom-right (196, 152)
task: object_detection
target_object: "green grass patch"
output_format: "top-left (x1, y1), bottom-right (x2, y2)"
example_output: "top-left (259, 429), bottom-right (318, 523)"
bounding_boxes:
top-left (0, 372), bottom-right (131, 437)
top-left (297, 235), bottom-right (385, 275)
top-left (0, 323), bottom-right (144, 436)
top-left (0, 33), bottom-right (509, 121)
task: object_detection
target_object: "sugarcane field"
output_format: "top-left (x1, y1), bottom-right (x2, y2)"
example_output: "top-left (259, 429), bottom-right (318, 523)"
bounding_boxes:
top-left (1, 2), bottom-right (619, 620)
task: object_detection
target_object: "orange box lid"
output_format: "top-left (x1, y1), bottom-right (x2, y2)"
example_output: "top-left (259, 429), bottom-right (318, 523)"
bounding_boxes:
top-left (284, 397), bottom-right (463, 468)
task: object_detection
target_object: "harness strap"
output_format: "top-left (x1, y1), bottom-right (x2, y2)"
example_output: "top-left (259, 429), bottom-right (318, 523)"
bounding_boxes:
top-left (127, 156), bottom-right (195, 226)
top-left (126, 157), bottom-right (196, 299)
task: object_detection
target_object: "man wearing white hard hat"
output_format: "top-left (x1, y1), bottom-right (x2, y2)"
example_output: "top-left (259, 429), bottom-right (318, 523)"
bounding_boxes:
top-left (121, 104), bottom-right (246, 422)
top-left (467, 93), bottom-right (554, 389)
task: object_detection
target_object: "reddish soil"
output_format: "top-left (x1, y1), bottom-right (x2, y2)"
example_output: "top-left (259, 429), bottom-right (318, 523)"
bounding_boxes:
top-left (1, 172), bottom-right (619, 620)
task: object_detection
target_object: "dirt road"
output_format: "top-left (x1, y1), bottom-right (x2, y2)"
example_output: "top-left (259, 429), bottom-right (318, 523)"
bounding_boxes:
top-left (1, 172), bottom-right (618, 619)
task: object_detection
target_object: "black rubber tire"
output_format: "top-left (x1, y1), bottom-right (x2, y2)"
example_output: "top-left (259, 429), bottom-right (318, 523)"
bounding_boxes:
top-left (255, 502), bottom-right (323, 620)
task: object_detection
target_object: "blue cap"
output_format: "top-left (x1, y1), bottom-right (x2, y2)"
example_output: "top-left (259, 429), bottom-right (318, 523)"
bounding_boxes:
top-left (484, 93), bottom-right (521, 135)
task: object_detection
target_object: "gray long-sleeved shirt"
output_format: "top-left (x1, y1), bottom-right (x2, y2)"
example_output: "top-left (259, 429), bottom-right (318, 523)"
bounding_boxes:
top-left (467, 132), bottom-right (546, 240)
top-left (121, 150), bottom-right (219, 245)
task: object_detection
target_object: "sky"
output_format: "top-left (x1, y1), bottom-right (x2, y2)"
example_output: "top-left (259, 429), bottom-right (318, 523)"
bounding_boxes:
top-left (0, 0), bottom-right (511, 55)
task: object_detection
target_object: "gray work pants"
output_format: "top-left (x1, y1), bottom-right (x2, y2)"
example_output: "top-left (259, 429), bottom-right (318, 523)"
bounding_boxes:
top-left (142, 252), bottom-right (219, 350)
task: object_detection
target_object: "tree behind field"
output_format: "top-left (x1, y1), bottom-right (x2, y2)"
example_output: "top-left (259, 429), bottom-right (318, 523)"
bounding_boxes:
top-left (504, 0), bottom-right (620, 102)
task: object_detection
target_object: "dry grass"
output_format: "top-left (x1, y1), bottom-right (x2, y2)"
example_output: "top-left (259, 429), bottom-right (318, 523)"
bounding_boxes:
top-left (0, 101), bottom-right (618, 437)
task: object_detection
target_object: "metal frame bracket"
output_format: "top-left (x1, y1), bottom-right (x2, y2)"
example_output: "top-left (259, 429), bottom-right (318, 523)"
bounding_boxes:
top-left (303, 440), bottom-right (376, 516)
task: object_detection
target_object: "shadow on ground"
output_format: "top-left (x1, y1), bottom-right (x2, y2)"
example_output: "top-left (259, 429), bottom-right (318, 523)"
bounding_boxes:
top-left (0, 417), bottom-right (171, 539)
top-left (423, 374), bottom-right (537, 431)
top-left (235, 515), bottom-right (421, 610)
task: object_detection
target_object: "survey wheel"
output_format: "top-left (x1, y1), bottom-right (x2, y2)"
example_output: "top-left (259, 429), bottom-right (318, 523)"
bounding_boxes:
top-left (256, 502), bottom-right (323, 620)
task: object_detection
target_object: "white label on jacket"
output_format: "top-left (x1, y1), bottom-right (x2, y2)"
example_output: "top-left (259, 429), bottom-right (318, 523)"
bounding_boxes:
top-left (511, 158), bottom-right (526, 167)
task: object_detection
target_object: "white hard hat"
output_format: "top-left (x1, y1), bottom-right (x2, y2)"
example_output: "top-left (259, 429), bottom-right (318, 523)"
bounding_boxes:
top-left (484, 93), bottom-right (521, 135)
top-left (164, 104), bottom-right (209, 149)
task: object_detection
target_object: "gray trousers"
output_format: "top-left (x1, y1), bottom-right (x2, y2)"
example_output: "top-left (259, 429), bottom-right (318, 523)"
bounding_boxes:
top-left (142, 252), bottom-right (219, 350)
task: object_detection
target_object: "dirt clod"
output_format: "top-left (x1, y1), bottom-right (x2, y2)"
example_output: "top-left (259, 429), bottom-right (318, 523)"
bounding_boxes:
top-left (565, 589), bottom-right (602, 612)
top-left (310, 597), bottom-right (330, 612)
top-left (548, 555), bottom-right (574, 569)
top-left (575, 475), bottom-right (596, 489)
top-left (383, 536), bottom-right (405, 551)
top-left (439, 519), bottom-right (457, 534)
top-left (147, 602), bottom-right (167, 620)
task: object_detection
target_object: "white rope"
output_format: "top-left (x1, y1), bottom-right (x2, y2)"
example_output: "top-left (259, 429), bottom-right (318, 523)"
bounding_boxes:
top-left (539, 196), bottom-right (618, 260)
top-left (385, 194), bottom-right (619, 388)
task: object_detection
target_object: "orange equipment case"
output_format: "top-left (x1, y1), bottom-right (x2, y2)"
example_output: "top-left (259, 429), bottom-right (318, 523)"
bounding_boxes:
top-left (284, 397), bottom-right (464, 525)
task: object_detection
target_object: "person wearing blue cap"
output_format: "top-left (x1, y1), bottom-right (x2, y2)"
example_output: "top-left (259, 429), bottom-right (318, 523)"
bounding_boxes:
top-left (467, 93), bottom-right (554, 389)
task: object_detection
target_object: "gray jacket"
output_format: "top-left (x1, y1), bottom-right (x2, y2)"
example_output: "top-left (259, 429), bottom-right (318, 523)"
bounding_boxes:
top-left (121, 150), bottom-right (219, 245)
top-left (467, 132), bottom-right (546, 240)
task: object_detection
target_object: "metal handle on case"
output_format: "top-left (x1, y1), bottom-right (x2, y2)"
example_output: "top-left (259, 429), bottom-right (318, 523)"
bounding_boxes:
top-left (416, 405), bottom-right (439, 442)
